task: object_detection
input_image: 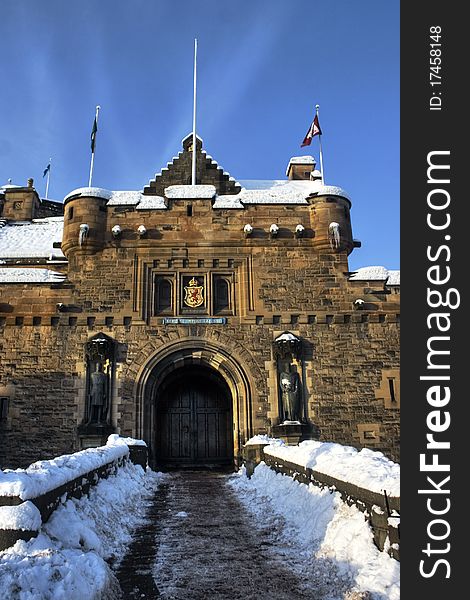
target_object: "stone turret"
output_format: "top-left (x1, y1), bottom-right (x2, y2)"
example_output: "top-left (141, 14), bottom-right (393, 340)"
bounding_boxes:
top-left (61, 187), bottom-right (109, 257)
top-left (0, 178), bottom-right (40, 221)
top-left (309, 186), bottom-right (355, 255)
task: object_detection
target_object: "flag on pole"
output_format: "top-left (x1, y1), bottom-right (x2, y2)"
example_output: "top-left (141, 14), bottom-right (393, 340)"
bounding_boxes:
top-left (43, 163), bottom-right (51, 177)
top-left (301, 114), bottom-right (322, 147)
top-left (91, 116), bottom-right (98, 152)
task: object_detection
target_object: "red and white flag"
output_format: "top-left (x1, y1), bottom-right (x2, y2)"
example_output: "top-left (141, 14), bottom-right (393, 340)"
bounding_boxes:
top-left (301, 114), bottom-right (322, 147)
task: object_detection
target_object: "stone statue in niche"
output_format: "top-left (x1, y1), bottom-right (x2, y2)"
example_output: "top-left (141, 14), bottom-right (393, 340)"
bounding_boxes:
top-left (279, 370), bottom-right (301, 422)
top-left (83, 333), bottom-right (116, 426)
top-left (87, 361), bottom-right (108, 424)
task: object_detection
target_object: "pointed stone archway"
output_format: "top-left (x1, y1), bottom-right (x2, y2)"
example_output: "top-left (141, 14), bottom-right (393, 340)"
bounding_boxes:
top-left (134, 339), bottom-right (255, 468)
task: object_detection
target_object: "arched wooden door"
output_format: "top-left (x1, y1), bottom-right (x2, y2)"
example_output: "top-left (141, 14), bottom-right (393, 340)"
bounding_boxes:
top-left (155, 366), bottom-right (233, 467)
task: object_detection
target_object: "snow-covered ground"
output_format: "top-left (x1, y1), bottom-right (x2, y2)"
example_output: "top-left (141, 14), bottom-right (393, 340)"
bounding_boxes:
top-left (229, 461), bottom-right (400, 600)
top-left (0, 460), bottom-right (162, 599)
top-left (0, 437), bottom-right (399, 599)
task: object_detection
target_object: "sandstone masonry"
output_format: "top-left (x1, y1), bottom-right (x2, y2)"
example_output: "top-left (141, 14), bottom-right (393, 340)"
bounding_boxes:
top-left (0, 136), bottom-right (400, 468)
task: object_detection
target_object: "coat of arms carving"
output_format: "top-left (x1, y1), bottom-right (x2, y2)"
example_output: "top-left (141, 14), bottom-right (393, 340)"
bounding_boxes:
top-left (183, 276), bottom-right (204, 308)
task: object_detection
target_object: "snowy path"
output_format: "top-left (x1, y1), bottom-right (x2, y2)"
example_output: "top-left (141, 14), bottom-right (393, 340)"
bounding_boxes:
top-left (114, 471), bottom-right (315, 599)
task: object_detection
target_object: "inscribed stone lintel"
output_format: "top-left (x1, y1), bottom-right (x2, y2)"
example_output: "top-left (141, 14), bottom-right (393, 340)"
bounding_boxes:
top-left (162, 317), bottom-right (227, 325)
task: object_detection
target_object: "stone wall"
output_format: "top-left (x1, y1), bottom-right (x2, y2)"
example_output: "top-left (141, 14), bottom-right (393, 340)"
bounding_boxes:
top-left (0, 252), bottom-right (400, 468)
top-left (0, 155), bottom-right (400, 468)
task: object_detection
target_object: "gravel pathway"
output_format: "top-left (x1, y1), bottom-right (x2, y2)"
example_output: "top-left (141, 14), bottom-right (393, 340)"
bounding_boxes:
top-left (114, 470), bottom-right (314, 599)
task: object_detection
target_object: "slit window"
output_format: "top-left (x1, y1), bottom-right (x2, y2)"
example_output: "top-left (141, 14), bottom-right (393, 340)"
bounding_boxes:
top-left (388, 378), bottom-right (397, 403)
top-left (0, 397), bottom-right (8, 421)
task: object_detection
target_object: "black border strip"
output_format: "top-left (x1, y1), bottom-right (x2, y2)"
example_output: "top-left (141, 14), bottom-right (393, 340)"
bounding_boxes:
top-left (401, 3), bottom-right (464, 596)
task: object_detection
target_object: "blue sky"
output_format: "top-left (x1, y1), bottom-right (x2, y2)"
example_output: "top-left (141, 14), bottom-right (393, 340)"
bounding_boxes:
top-left (1, 0), bottom-right (399, 270)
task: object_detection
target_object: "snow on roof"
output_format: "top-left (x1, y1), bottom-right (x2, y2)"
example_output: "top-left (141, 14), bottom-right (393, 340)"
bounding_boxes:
top-left (230, 180), bottom-right (312, 205)
top-left (164, 185), bottom-right (216, 199)
top-left (288, 155), bottom-right (316, 164)
top-left (233, 179), bottom-right (350, 204)
top-left (349, 266), bottom-right (400, 286)
top-left (1, 183), bottom-right (22, 190)
top-left (136, 195), bottom-right (168, 210)
top-left (349, 266), bottom-right (388, 280)
top-left (212, 195), bottom-right (245, 209)
top-left (240, 182), bottom-right (309, 204)
top-left (64, 187), bottom-right (113, 202)
top-left (239, 180), bottom-right (284, 190)
top-left (106, 191), bottom-right (142, 206)
top-left (387, 270), bottom-right (400, 286)
top-left (0, 268), bottom-right (66, 283)
top-left (315, 184), bottom-right (351, 202)
top-left (0, 217), bottom-right (65, 260)
top-left (263, 439), bottom-right (400, 496)
top-left (58, 178), bottom-right (349, 213)
top-left (286, 156), bottom-right (316, 176)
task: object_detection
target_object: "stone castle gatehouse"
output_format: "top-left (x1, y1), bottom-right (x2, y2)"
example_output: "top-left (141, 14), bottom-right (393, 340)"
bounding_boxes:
top-left (0, 134), bottom-right (400, 468)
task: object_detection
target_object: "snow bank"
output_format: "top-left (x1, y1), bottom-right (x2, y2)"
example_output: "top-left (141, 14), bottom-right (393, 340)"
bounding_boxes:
top-left (263, 439), bottom-right (400, 497)
top-left (229, 463), bottom-right (399, 600)
top-left (0, 502), bottom-right (42, 532)
top-left (0, 461), bottom-right (162, 599)
top-left (244, 435), bottom-right (277, 446)
top-left (0, 445), bottom-right (128, 500)
top-left (106, 434), bottom-right (146, 447)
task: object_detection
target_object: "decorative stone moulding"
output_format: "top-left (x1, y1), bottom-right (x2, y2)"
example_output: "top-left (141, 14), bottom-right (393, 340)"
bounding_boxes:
top-left (111, 224), bottom-right (122, 238)
top-left (78, 223), bottom-right (89, 247)
top-left (269, 223), bottom-right (279, 237)
top-left (243, 223), bottom-right (253, 237)
top-left (137, 224), bottom-right (147, 237)
top-left (328, 221), bottom-right (341, 250)
top-left (354, 298), bottom-right (365, 309)
top-left (85, 333), bottom-right (116, 363)
top-left (273, 331), bottom-right (302, 360)
top-left (295, 224), bottom-right (305, 238)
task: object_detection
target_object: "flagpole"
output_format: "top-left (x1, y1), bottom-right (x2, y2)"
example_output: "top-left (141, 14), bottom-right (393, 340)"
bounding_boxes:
top-left (45, 158), bottom-right (51, 199)
top-left (88, 105), bottom-right (100, 187)
top-left (192, 38), bottom-right (198, 186)
top-left (316, 105), bottom-right (325, 184)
